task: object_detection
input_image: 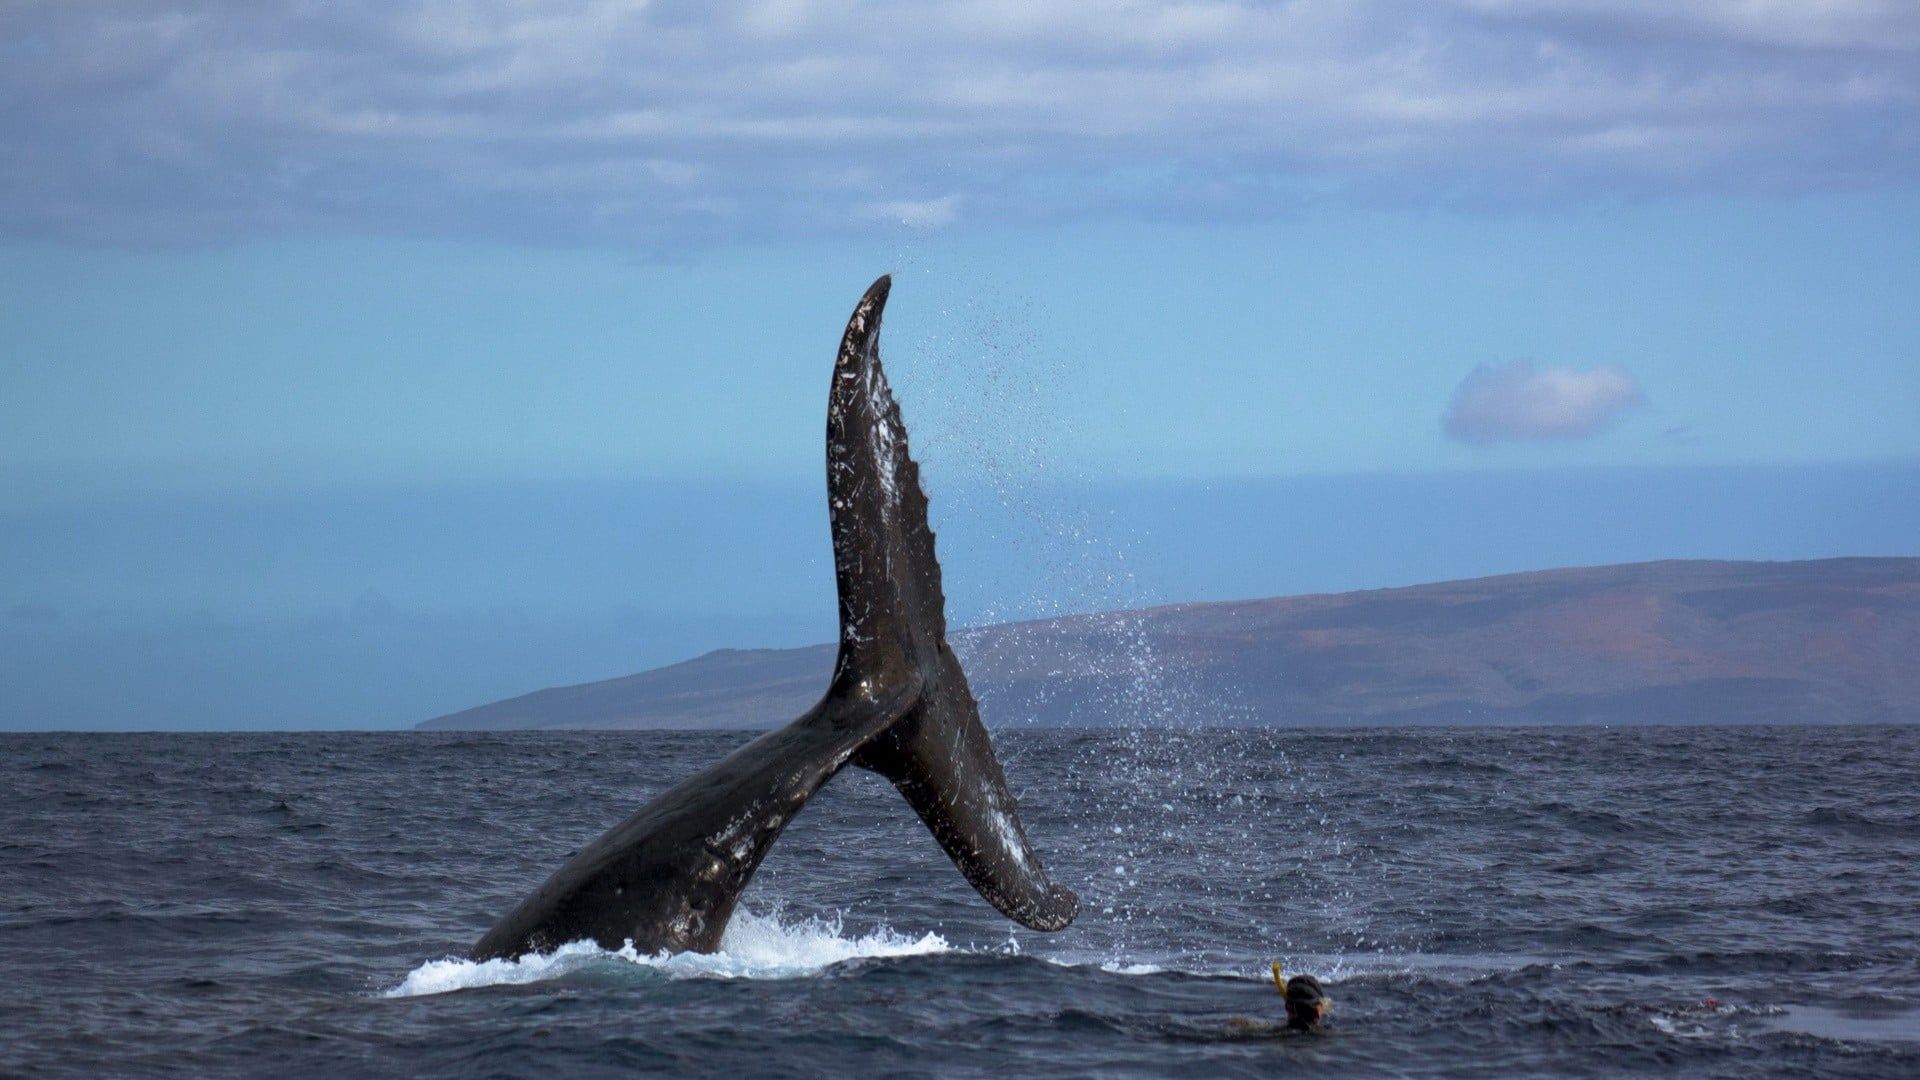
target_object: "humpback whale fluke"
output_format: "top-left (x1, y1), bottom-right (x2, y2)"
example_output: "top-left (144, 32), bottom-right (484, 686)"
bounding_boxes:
top-left (469, 276), bottom-right (1077, 961)
top-left (833, 277), bottom-right (1080, 933)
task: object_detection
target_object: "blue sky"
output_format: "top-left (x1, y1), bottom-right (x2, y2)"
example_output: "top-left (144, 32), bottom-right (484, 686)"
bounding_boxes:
top-left (4, 193), bottom-right (1917, 491)
top-left (2, 2), bottom-right (1917, 727)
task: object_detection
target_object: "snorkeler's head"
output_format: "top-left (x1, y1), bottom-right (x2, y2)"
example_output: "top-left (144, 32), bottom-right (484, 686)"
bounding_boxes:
top-left (1283, 974), bottom-right (1330, 1031)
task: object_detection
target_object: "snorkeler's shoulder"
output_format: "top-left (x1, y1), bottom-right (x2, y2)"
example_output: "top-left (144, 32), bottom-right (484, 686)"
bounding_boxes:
top-left (1222, 1016), bottom-right (1329, 1039)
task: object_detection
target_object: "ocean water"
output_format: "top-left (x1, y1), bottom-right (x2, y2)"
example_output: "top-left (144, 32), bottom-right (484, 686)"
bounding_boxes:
top-left (2, 726), bottom-right (1917, 1077)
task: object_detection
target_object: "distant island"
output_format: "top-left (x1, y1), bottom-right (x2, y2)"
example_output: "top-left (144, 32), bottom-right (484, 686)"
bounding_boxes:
top-left (419, 558), bottom-right (1920, 730)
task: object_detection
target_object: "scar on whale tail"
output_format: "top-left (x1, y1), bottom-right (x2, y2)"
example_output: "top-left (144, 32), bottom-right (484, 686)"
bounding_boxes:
top-left (470, 276), bottom-right (1077, 962)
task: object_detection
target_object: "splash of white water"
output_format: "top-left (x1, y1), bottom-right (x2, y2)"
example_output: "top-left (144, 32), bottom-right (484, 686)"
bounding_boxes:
top-left (383, 909), bottom-right (950, 998)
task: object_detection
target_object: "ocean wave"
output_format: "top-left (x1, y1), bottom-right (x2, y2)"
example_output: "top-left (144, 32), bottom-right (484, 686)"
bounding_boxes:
top-left (382, 909), bottom-right (951, 998)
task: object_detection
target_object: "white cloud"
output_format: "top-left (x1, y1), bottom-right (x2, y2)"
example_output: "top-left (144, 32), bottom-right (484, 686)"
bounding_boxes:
top-left (0, 1), bottom-right (1915, 245)
top-left (1442, 360), bottom-right (1647, 444)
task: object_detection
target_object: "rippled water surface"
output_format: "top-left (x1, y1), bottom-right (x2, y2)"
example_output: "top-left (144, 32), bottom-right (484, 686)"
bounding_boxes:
top-left (3, 727), bottom-right (1918, 1077)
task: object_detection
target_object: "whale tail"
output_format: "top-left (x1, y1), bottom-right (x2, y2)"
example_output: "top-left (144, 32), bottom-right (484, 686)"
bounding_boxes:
top-left (467, 276), bottom-right (1073, 962)
top-left (823, 276), bottom-right (1079, 933)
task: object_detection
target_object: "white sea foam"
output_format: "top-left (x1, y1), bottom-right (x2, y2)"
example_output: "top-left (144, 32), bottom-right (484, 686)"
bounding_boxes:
top-left (1098, 961), bottom-right (1167, 976)
top-left (384, 909), bottom-right (951, 998)
top-left (385, 925), bottom-right (1548, 999)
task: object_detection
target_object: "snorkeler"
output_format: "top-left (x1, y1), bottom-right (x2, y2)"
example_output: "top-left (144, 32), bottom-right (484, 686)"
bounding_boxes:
top-left (1223, 963), bottom-right (1334, 1038)
top-left (1269, 962), bottom-right (1332, 1032)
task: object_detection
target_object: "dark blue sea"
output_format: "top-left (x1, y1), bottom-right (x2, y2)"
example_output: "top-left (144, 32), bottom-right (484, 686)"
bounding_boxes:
top-left (3, 727), bottom-right (1918, 1077)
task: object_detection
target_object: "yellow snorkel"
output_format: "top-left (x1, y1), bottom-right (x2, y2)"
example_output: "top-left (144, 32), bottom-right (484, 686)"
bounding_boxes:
top-left (1271, 961), bottom-right (1286, 995)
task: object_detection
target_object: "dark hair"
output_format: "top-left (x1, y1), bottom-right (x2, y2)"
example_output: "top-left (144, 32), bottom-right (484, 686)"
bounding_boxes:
top-left (1285, 974), bottom-right (1327, 1005)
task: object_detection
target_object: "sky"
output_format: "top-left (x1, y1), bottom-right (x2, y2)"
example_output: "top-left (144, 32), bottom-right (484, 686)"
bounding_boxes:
top-left (2, 1), bottom-right (1917, 728)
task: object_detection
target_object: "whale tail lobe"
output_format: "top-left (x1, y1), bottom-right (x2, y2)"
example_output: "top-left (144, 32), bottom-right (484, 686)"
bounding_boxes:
top-left (823, 276), bottom-right (1079, 933)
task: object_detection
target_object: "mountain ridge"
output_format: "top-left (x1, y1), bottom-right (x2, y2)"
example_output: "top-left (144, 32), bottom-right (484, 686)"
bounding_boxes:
top-left (419, 557), bottom-right (1920, 730)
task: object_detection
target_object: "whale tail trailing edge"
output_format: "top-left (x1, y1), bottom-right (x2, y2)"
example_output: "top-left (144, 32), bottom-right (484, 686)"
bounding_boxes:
top-left (823, 275), bottom-right (1079, 933)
